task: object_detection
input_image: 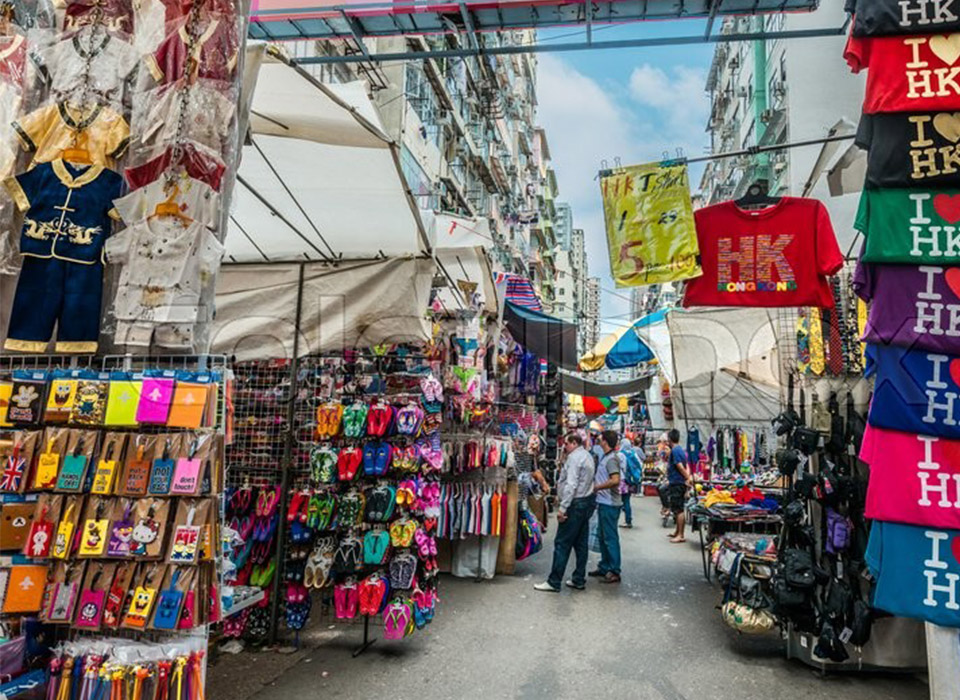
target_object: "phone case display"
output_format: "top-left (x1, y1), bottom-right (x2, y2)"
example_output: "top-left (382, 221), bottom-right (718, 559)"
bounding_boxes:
top-left (0, 0), bottom-right (243, 355)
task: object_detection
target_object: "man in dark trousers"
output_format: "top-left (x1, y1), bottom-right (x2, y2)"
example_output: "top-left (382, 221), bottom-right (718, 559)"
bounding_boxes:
top-left (534, 433), bottom-right (597, 592)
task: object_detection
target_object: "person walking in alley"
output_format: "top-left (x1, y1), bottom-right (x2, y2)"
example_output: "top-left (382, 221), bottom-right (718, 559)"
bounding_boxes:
top-left (665, 429), bottom-right (693, 544)
top-left (589, 430), bottom-right (623, 583)
top-left (534, 433), bottom-right (596, 592)
top-left (619, 436), bottom-right (642, 529)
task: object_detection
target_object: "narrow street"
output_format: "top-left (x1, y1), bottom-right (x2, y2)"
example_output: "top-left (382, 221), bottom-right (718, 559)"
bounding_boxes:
top-left (213, 498), bottom-right (928, 700)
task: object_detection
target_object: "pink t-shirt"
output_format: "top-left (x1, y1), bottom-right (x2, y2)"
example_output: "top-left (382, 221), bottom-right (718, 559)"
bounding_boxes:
top-left (861, 423), bottom-right (960, 529)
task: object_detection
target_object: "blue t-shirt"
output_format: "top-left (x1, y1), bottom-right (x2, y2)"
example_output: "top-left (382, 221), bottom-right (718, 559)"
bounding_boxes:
top-left (866, 521), bottom-right (960, 628)
top-left (667, 445), bottom-right (688, 485)
top-left (867, 344), bottom-right (960, 440)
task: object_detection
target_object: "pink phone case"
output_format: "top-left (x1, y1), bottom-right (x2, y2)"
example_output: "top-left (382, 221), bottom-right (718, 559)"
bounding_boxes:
top-left (136, 379), bottom-right (175, 424)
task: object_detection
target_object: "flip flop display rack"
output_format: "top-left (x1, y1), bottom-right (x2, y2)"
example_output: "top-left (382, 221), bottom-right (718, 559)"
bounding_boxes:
top-left (0, 354), bottom-right (230, 698)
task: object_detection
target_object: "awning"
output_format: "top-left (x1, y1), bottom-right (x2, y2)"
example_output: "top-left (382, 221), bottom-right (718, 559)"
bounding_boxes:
top-left (226, 53), bottom-right (429, 262)
top-left (560, 372), bottom-right (653, 398)
top-left (211, 257), bottom-right (434, 361)
top-left (494, 272), bottom-right (542, 312)
top-left (579, 310), bottom-right (666, 372)
top-left (503, 301), bottom-right (579, 371)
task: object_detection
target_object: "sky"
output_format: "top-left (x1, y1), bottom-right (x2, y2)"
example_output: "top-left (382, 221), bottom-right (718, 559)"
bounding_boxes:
top-left (535, 21), bottom-right (714, 331)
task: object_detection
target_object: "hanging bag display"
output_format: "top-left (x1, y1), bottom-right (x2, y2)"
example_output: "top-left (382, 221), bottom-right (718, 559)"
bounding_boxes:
top-left (149, 437), bottom-right (176, 494)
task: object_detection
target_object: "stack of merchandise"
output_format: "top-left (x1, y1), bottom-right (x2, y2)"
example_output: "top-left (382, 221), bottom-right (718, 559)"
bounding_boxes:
top-left (0, 0), bottom-right (241, 355)
top-left (0, 364), bottom-right (227, 693)
top-left (845, 0), bottom-right (960, 630)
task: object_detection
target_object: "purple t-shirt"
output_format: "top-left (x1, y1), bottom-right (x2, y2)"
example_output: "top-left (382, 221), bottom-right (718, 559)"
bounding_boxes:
top-left (854, 261), bottom-right (960, 354)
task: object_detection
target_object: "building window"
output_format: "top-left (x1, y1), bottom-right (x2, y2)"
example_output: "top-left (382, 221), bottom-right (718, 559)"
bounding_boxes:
top-left (780, 53), bottom-right (787, 82)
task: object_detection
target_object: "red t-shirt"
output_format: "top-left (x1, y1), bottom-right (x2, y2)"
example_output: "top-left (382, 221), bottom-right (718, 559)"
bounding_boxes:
top-left (682, 198), bottom-right (843, 309)
top-left (845, 31), bottom-right (960, 113)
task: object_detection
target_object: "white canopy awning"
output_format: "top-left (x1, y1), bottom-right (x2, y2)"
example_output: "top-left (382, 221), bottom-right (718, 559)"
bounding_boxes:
top-left (226, 55), bottom-right (429, 262)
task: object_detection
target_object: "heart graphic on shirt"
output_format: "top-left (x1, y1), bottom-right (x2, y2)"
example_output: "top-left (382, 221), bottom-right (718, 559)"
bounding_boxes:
top-left (934, 113), bottom-right (960, 143)
top-left (951, 537), bottom-right (960, 567)
top-left (950, 359), bottom-right (960, 388)
top-left (931, 34), bottom-right (960, 66)
top-left (935, 194), bottom-right (960, 224)
top-left (946, 268), bottom-right (960, 299)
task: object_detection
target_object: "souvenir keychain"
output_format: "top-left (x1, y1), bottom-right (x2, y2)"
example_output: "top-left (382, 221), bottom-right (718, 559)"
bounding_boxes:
top-left (47, 563), bottom-right (80, 623)
top-left (149, 439), bottom-right (175, 494)
top-left (170, 506), bottom-right (200, 564)
top-left (102, 563), bottom-right (132, 629)
top-left (56, 437), bottom-right (88, 491)
top-left (171, 439), bottom-right (202, 495)
top-left (44, 378), bottom-right (77, 424)
top-left (123, 442), bottom-right (151, 495)
top-left (131, 503), bottom-right (161, 557)
top-left (74, 566), bottom-right (106, 629)
top-left (52, 500), bottom-right (76, 559)
top-left (107, 502), bottom-right (134, 557)
top-left (24, 501), bottom-right (54, 558)
top-left (33, 438), bottom-right (61, 489)
top-left (123, 564), bottom-right (159, 628)
top-left (78, 500), bottom-right (109, 557)
top-left (91, 442), bottom-right (118, 495)
top-left (0, 442), bottom-right (26, 492)
top-left (153, 569), bottom-right (184, 630)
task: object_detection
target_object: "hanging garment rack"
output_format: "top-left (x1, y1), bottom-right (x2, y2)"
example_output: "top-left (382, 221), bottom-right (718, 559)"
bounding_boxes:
top-left (597, 133), bottom-right (857, 178)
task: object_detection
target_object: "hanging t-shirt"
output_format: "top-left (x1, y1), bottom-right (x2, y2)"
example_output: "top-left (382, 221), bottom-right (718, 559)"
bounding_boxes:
top-left (0, 34), bottom-right (28, 179)
top-left (133, 80), bottom-right (235, 155)
top-left (854, 260), bottom-right (960, 353)
top-left (855, 188), bottom-right (960, 263)
top-left (104, 217), bottom-right (224, 324)
top-left (124, 141), bottom-right (226, 191)
top-left (36, 27), bottom-right (138, 106)
top-left (112, 175), bottom-right (219, 228)
top-left (856, 111), bottom-right (960, 188)
top-left (4, 159), bottom-right (122, 263)
top-left (851, 0), bottom-right (960, 36)
top-left (845, 32), bottom-right (960, 113)
top-left (145, 18), bottom-right (239, 85)
top-left (861, 424), bottom-right (960, 529)
top-left (682, 197), bottom-right (843, 308)
top-left (13, 102), bottom-right (129, 168)
top-left (866, 520), bottom-right (960, 627)
top-left (867, 343), bottom-right (960, 439)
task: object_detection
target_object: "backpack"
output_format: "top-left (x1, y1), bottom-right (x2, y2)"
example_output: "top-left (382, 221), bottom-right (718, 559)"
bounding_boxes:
top-left (782, 548), bottom-right (816, 589)
top-left (825, 508), bottom-right (853, 555)
top-left (623, 449), bottom-right (643, 487)
top-left (515, 509), bottom-right (543, 561)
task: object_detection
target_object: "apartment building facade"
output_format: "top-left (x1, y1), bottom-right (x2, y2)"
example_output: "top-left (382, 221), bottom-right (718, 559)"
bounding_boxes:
top-left (288, 31), bottom-right (565, 307)
top-left (583, 277), bottom-right (602, 353)
top-left (698, 2), bottom-right (863, 222)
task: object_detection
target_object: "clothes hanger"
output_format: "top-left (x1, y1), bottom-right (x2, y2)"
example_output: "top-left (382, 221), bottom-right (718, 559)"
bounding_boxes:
top-left (734, 179), bottom-right (780, 210)
top-left (151, 181), bottom-right (193, 225)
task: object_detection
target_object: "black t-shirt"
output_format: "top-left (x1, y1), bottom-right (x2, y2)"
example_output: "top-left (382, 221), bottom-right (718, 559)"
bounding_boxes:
top-left (851, 0), bottom-right (960, 36)
top-left (856, 112), bottom-right (960, 188)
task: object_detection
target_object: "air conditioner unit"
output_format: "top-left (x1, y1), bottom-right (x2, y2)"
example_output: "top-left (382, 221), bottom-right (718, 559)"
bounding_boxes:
top-left (771, 81), bottom-right (787, 98)
top-left (737, 86), bottom-right (749, 98)
top-left (760, 108), bottom-right (776, 124)
top-left (773, 154), bottom-right (788, 173)
top-left (436, 110), bottom-right (453, 127)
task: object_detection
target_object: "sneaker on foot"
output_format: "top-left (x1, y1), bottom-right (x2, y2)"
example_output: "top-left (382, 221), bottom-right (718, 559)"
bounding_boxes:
top-left (534, 582), bottom-right (560, 592)
top-left (600, 573), bottom-right (622, 584)
top-left (565, 580), bottom-right (585, 590)
top-left (620, 523), bottom-right (633, 529)
top-left (587, 570), bottom-right (604, 578)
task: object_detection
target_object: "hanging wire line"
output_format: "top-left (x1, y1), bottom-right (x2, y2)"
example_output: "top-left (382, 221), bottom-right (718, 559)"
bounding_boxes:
top-left (250, 138), bottom-right (339, 259)
top-left (235, 174), bottom-right (333, 262)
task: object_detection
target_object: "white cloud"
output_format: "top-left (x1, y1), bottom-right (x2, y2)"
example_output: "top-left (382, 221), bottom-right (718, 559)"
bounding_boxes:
top-left (535, 55), bottom-right (710, 326)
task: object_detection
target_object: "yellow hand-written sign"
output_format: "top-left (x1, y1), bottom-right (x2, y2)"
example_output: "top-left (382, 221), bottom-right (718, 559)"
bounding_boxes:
top-left (600, 161), bottom-right (702, 287)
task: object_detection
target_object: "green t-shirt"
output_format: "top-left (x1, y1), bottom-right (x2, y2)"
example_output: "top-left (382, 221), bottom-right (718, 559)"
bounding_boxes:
top-left (856, 188), bottom-right (960, 263)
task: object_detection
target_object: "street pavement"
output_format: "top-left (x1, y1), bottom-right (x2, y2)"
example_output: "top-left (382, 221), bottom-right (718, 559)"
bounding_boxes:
top-left (211, 496), bottom-right (928, 700)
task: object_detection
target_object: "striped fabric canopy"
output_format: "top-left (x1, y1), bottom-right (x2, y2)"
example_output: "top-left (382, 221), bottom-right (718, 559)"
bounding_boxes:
top-left (495, 273), bottom-right (542, 312)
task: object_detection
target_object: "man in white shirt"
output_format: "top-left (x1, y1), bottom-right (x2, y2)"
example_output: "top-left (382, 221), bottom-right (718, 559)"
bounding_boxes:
top-left (535, 433), bottom-right (597, 592)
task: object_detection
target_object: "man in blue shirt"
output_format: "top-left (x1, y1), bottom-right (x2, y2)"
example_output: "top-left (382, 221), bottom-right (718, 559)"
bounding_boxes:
top-left (666, 429), bottom-right (692, 543)
top-left (590, 430), bottom-right (623, 583)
